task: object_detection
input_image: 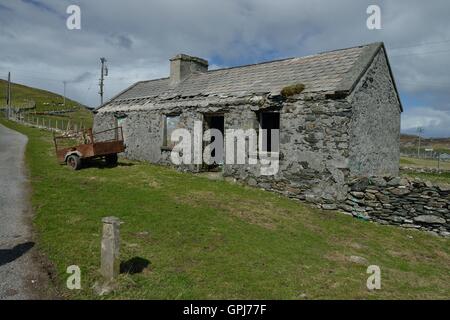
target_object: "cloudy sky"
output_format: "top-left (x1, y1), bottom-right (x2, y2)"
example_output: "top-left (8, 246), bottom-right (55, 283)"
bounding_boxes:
top-left (1, 0), bottom-right (449, 137)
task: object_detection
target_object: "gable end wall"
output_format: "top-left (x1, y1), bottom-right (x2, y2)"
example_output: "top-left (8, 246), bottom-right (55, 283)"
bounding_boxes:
top-left (348, 49), bottom-right (401, 176)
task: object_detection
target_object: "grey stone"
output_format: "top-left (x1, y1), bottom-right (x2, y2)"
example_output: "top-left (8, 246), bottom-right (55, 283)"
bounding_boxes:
top-left (247, 178), bottom-right (257, 186)
top-left (387, 176), bottom-right (401, 186)
top-left (424, 181), bottom-right (434, 188)
top-left (93, 280), bottom-right (118, 296)
top-left (401, 224), bottom-right (420, 229)
top-left (364, 192), bottom-right (376, 200)
top-left (350, 191), bottom-right (365, 199)
top-left (348, 255), bottom-right (368, 265)
top-left (390, 187), bottom-right (410, 196)
top-left (101, 216), bottom-right (121, 280)
top-left (350, 177), bottom-right (369, 192)
top-left (322, 204), bottom-right (337, 210)
top-left (413, 215), bottom-right (446, 224)
top-left (437, 184), bottom-right (450, 192)
top-left (338, 204), bottom-right (354, 212)
top-left (370, 177), bottom-right (387, 187)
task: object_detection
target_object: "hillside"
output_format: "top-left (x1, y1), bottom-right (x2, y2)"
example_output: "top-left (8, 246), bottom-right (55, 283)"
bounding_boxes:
top-left (0, 79), bottom-right (93, 127)
top-left (401, 134), bottom-right (450, 154)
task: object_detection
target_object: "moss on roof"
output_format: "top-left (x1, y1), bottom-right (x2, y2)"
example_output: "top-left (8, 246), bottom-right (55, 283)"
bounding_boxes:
top-left (280, 83), bottom-right (305, 97)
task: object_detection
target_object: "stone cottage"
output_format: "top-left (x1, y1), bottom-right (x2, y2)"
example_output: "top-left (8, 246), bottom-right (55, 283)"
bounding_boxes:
top-left (94, 42), bottom-right (402, 203)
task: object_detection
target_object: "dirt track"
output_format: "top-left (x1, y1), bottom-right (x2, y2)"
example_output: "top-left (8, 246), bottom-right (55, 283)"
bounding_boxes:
top-left (0, 124), bottom-right (51, 299)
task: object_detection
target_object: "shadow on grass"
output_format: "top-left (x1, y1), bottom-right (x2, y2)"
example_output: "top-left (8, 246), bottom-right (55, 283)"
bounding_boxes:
top-left (0, 242), bottom-right (35, 267)
top-left (120, 257), bottom-right (150, 274)
top-left (81, 159), bottom-right (135, 170)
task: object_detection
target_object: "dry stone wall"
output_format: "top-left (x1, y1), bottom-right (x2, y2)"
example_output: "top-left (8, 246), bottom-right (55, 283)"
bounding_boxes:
top-left (333, 176), bottom-right (450, 237)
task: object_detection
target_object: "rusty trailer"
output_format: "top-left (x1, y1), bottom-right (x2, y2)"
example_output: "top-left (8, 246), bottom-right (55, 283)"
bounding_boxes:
top-left (53, 127), bottom-right (125, 170)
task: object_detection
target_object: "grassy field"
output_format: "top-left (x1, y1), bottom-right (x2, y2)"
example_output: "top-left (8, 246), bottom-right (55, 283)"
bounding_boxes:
top-left (400, 134), bottom-right (450, 155)
top-left (401, 171), bottom-right (450, 185)
top-left (0, 79), bottom-right (93, 127)
top-left (400, 156), bottom-right (450, 184)
top-left (400, 156), bottom-right (450, 171)
top-left (1, 117), bottom-right (449, 300)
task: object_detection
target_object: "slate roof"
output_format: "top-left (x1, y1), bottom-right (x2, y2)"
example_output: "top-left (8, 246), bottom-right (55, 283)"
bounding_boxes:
top-left (99, 42), bottom-right (400, 110)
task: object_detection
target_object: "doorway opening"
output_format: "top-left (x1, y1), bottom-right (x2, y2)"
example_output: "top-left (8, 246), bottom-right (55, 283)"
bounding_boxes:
top-left (203, 114), bottom-right (224, 171)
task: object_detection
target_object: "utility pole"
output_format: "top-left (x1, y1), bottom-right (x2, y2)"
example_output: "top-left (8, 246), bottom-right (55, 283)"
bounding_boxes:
top-left (99, 57), bottom-right (108, 106)
top-left (63, 81), bottom-right (67, 107)
top-left (7, 72), bottom-right (11, 119)
top-left (437, 152), bottom-right (441, 170)
top-left (417, 127), bottom-right (424, 158)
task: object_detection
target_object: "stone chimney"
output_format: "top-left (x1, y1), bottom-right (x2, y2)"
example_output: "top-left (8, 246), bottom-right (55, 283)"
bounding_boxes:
top-left (170, 54), bottom-right (208, 85)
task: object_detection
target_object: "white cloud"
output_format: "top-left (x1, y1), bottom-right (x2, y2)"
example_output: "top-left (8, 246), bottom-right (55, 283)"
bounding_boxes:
top-left (0, 0), bottom-right (449, 136)
top-left (402, 107), bottom-right (450, 137)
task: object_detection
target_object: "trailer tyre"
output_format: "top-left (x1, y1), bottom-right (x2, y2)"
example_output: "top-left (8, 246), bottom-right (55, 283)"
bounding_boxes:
top-left (67, 154), bottom-right (82, 170)
top-left (105, 154), bottom-right (118, 165)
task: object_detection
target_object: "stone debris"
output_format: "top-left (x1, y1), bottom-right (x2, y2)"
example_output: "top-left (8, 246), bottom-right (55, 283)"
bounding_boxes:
top-left (348, 255), bottom-right (369, 265)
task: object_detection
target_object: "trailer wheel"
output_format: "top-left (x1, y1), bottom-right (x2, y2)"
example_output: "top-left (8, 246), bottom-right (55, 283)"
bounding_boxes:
top-left (67, 154), bottom-right (82, 170)
top-left (105, 154), bottom-right (118, 165)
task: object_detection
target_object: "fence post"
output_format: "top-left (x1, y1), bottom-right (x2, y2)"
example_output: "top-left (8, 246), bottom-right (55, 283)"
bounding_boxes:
top-left (100, 217), bottom-right (121, 280)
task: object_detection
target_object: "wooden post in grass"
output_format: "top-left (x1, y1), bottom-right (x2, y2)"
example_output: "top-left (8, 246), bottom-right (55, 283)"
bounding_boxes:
top-left (101, 217), bottom-right (121, 280)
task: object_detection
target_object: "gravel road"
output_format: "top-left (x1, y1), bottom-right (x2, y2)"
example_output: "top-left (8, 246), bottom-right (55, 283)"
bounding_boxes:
top-left (0, 123), bottom-right (49, 299)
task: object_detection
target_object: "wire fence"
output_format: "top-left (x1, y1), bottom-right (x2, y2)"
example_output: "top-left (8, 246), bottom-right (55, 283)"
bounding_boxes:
top-left (1, 108), bottom-right (87, 133)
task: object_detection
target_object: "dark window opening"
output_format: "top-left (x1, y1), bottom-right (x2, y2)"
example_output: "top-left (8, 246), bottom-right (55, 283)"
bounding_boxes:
top-left (260, 112), bottom-right (280, 153)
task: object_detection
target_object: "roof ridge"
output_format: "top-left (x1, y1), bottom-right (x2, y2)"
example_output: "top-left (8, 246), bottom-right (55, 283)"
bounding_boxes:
top-left (316, 42), bottom-right (382, 55)
top-left (205, 42), bottom-right (378, 74)
top-left (135, 76), bottom-right (170, 84)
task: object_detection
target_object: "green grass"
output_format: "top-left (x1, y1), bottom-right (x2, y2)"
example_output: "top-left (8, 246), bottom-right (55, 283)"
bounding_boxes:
top-left (0, 79), bottom-right (93, 127)
top-left (400, 157), bottom-right (450, 184)
top-left (401, 147), bottom-right (450, 155)
top-left (401, 171), bottom-right (450, 185)
top-left (1, 117), bottom-right (450, 300)
top-left (400, 156), bottom-right (450, 171)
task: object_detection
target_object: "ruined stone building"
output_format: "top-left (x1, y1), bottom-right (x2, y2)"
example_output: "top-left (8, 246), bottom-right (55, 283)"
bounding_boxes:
top-left (94, 42), bottom-right (402, 203)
